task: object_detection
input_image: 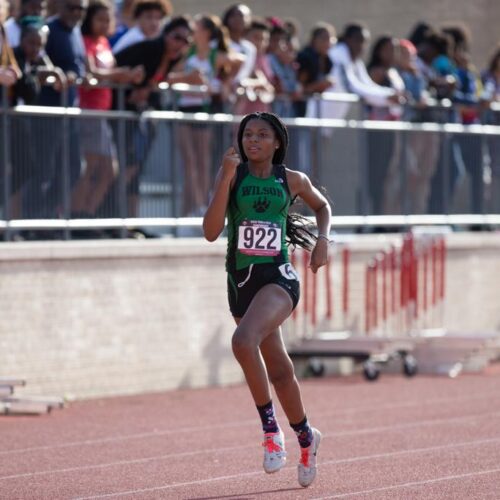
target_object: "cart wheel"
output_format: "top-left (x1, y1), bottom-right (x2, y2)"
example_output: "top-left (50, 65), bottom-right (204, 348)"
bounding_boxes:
top-left (308, 358), bottom-right (325, 378)
top-left (403, 355), bottom-right (418, 377)
top-left (363, 361), bottom-right (380, 381)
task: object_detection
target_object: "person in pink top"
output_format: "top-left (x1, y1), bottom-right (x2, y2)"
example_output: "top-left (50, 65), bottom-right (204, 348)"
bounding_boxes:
top-left (71, 0), bottom-right (143, 221)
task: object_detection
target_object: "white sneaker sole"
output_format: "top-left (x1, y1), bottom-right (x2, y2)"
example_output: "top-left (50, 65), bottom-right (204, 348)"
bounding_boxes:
top-left (264, 457), bottom-right (287, 474)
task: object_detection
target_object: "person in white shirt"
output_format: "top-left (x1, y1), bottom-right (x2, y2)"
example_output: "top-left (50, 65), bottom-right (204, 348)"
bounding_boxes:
top-left (112, 0), bottom-right (170, 55)
top-left (313, 23), bottom-right (400, 119)
top-left (4, 0), bottom-right (44, 48)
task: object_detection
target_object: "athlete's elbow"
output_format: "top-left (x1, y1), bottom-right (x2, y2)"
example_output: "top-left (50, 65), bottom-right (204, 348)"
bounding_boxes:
top-left (203, 224), bottom-right (221, 242)
top-left (204, 231), bottom-right (219, 242)
top-left (316, 202), bottom-right (331, 216)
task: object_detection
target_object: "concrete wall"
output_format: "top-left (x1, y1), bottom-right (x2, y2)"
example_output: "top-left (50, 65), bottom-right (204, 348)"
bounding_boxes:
top-left (0, 240), bottom-right (240, 399)
top-left (0, 233), bottom-right (499, 399)
top-left (174, 0), bottom-right (499, 69)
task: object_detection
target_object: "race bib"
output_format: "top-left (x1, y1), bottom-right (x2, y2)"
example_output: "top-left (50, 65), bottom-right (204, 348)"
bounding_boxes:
top-left (238, 220), bottom-right (282, 256)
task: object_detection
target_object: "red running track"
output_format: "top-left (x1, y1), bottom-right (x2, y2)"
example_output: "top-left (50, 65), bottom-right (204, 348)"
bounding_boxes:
top-left (2, 369), bottom-right (500, 499)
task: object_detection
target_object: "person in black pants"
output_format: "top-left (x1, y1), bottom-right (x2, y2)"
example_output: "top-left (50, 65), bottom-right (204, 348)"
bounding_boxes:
top-left (25, 0), bottom-right (87, 222)
top-left (111, 16), bottom-right (200, 219)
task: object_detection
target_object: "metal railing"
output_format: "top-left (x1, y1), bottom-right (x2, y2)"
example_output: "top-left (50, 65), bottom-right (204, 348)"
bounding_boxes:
top-left (1, 84), bottom-right (499, 240)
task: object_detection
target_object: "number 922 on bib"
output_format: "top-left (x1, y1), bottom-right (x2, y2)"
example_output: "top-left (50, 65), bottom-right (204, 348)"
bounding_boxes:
top-left (237, 220), bottom-right (282, 257)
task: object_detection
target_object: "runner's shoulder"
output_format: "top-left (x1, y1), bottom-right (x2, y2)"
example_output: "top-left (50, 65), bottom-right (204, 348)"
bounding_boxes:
top-left (284, 168), bottom-right (310, 195)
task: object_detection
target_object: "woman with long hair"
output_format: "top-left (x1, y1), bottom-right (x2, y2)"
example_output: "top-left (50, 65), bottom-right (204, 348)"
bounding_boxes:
top-left (175, 13), bottom-right (235, 215)
top-left (71, 0), bottom-right (144, 222)
top-left (367, 35), bottom-right (405, 215)
top-left (203, 112), bottom-right (332, 487)
top-left (482, 45), bottom-right (500, 212)
top-left (113, 15), bottom-right (195, 218)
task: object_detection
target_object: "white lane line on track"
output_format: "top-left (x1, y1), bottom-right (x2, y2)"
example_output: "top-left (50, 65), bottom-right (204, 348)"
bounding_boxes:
top-left (2, 410), bottom-right (500, 481)
top-left (312, 467), bottom-right (500, 499)
top-left (2, 390), bottom-right (500, 456)
top-left (72, 437), bottom-right (500, 499)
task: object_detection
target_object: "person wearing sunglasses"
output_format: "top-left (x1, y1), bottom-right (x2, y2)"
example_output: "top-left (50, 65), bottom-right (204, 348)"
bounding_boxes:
top-left (114, 16), bottom-right (199, 102)
top-left (113, 15), bottom-right (202, 218)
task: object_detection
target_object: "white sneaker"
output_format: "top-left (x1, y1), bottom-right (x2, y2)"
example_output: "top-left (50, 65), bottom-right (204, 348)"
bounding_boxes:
top-left (262, 430), bottom-right (287, 473)
top-left (298, 427), bottom-right (321, 487)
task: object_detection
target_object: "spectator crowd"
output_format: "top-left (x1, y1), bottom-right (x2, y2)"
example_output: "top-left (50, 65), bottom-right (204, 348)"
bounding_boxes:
top-left (0, 0), bottom-right (499, 234)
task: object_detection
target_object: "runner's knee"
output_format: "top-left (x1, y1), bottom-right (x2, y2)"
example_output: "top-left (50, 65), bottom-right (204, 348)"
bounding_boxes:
top-left (232, 326), bottom-right (259, 359)
top-left (268, 361), bottom-right (295, 390)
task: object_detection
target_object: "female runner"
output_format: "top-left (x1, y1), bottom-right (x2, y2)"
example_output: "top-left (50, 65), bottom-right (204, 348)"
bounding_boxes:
top-left (203, 112), bottom-right (331, 487)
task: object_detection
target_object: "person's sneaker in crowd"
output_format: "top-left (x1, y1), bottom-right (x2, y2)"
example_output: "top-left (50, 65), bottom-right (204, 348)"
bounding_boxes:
top-left (130, 228), bottom-right (160, 238)
top-left (298, 427), bottom-right (321, 487)
top-left (262, 430), bottom-right (286, 473)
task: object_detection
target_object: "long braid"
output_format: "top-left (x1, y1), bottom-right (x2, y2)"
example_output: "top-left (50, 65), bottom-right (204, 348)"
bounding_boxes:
top-left (236, 112), bottom-right (318, 252)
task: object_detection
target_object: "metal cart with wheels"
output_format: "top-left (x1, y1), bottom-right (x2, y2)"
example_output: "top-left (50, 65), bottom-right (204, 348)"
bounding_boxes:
top-left (284, 234), bottom-right (443, 381)
top-left (287, 332), bottom-right (418, 381)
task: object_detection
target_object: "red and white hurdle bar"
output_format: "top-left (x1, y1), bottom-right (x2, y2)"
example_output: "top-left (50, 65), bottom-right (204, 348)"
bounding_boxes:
top-left (364, 233), bottom-right (446, 336)
top-left (287, 232), bottom-right (447, 340)
top-left (290, 244), bottom-right (351, 339)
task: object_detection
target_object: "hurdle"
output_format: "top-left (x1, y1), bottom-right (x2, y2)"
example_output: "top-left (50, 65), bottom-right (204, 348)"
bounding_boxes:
top-left (286, 235), bottom-right (420, 381)
top-left (286, 231), bottom-right (500, 380)
top-left (0, 377), bottom-right (65, 415)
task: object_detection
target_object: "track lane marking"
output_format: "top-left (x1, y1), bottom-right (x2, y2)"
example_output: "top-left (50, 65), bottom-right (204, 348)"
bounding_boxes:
top-left (2, 390), bottom-right (500, 456)
top-left (312, 467), bottom-right (500, 499)
top-left (2, 410), bottom-right (500, 480)
top-left (70, 436), bottom-right (500, 499)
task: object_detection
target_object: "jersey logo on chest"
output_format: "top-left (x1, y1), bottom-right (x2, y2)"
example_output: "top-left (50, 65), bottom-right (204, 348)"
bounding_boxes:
top-left (253, 197), bottom-right (271, 213)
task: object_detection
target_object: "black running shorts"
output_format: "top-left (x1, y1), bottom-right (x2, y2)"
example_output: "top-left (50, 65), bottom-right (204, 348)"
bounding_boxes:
top-left (227, 262), bottom-right (300, 318)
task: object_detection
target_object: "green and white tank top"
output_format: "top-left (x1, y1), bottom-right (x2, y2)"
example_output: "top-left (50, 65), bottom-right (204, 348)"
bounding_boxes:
top-left (226, 163), bottom-right (291, 272)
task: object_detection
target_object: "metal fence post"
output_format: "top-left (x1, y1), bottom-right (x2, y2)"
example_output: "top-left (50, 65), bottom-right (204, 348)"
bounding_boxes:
top-left (116, 86), bottom-right (128, 238)
top-left (61, 86), bottom-right (71, 240)
top-left (169, 88), bottom-right (180, 233)
top-left (313, 124), bottom-right (322, 184)
top-left (399, 131), bottom-right (409, 216)
top-left (441, 132), bottom-right (450, 215)
top-left (358, 127), bottom-right (369, 220)
top-left (481, 133), bottom-right (488, 215)
top-left (2, 90), bottom-right (11, 241)
top-left (170, 119), bottom-right (178, 232)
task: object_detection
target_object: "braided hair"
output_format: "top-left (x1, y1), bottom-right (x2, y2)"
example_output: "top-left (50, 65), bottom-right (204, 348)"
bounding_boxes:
top-left (236, 112), bottom-right (318, 252)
